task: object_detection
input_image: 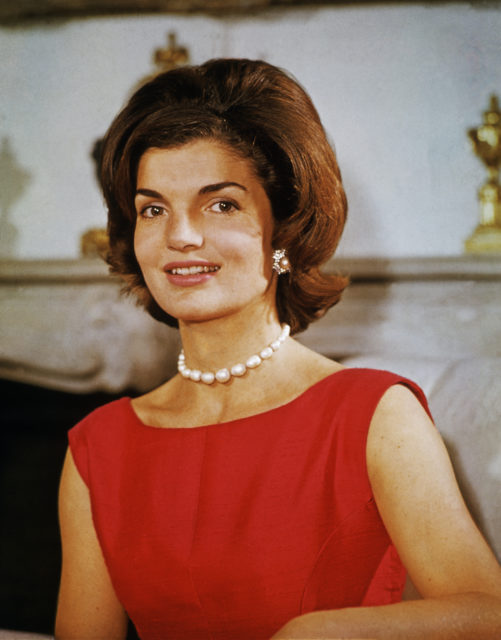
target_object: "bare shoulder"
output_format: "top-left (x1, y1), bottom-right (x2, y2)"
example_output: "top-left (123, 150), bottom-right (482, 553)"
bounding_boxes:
top-left (57, 449), bottom-right (128, 637)
top-left (366, 383), bottom-right (445, 497)
top-left (368, 383), bottom-right (432, 441)
top-left (371, 382), bottom-right (428, 419)
top-left (59, 447), bottom-right (89, 513)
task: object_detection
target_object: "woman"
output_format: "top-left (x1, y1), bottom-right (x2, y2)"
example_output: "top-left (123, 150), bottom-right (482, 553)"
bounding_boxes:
top-left (56, 59), bottom-right (501, 639)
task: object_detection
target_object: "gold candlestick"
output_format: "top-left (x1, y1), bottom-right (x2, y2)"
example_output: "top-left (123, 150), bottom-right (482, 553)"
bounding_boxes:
top-left (464, 94), bottom-right (501, 253)
top-left (154, 32), bottom-right (190, 72)
top-left (134, 32), bottom-right (190, 89)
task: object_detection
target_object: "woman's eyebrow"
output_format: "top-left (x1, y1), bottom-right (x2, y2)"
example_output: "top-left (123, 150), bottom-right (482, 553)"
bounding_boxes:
top-left (135, 188), bottom-right (163, 199)
top-left (199, 181), bottom-right (247, 194)
top-left (135, 182), bottom-right (248, 199)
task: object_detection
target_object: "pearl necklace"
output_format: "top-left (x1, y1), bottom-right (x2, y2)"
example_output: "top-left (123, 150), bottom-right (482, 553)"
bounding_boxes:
top-left (178, 324), bottom-right (290, 384)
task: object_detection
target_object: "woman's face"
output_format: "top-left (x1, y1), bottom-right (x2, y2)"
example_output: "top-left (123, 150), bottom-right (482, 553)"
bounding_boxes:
top-left (134, 139), bottom-right (277, 326)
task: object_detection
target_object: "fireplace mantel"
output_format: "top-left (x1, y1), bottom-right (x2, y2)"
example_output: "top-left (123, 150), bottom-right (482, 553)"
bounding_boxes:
top-left (1, 255), bottom-right (500, 393)
top-left (299, 254), bottom-right (501, 361)
top-left (0, 258), bottom-right (179, 393)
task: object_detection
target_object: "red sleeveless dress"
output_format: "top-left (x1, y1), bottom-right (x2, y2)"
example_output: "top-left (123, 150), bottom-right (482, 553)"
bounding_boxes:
top-left (69, 368), bottom-right (431, 639)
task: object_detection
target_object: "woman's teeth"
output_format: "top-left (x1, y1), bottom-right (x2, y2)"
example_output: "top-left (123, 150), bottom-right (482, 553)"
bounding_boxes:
top-left (169, 265), bottom-right (220, 275)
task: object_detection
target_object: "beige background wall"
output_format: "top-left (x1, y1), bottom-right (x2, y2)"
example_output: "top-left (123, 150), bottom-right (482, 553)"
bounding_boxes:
top-left (1, 3), bottom-right (501, 259)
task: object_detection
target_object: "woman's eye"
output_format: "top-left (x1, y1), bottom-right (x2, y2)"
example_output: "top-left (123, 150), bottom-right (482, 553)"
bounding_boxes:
top-left (140, 205), bottom-right (165, 218)
top-left (210, 200), bottom-right (237, 214)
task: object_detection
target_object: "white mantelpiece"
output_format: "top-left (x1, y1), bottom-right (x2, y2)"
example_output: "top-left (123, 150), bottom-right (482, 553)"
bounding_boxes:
top-left (1, 256), bottom-right (500, 393)
top-left (299, 255), bottom-right (501, 361)
top-left (0, 258), bottom-right (179, 393)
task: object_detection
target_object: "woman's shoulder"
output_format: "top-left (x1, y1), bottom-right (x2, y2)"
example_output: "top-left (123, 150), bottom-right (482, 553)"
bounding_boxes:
top-left (335, 365), bottom-right (420, 387)
top-left (289, 341), bottom-right (423, 396)
top-left (317, 364), bottom-right (423, 394)
top-left (310, 364), bottom-right (432, 424)
top-left (67, 397), bottom-right (134, 487)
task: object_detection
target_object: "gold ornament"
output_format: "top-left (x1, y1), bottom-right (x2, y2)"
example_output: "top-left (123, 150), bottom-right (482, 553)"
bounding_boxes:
top-left (80, 227), bottom-right (109, 258)
top-left (465, 94), bottom-right (501, 254)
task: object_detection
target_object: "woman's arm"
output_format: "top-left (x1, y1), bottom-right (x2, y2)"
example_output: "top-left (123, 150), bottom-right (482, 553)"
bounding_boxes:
top-left (272, 385), bottom-right (501, 639)
top-left (55, 448), bottom-right (128, 640)
top-left (271, 592), bottom-right (501, 639)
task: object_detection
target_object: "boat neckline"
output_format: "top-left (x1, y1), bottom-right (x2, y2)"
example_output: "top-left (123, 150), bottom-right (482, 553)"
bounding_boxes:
top-left (126, 367), bottom-right (350, 431)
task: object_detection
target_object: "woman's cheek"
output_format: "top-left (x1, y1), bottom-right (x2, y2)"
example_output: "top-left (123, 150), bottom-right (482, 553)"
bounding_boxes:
top-left (218, 226), bottom-right (267, 260)
top-left (134, 227), bottom-right (158, 268)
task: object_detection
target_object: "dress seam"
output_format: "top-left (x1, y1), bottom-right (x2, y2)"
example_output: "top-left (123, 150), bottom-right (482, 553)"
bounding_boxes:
top-left (187, 428), bottom-right (214, 639)
top-left (299, 496), bottom-right (375, 614)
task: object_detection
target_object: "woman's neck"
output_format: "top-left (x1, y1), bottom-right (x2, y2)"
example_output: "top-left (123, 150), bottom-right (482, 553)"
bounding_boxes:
top-left (178, 307), bottom-right (283, 373)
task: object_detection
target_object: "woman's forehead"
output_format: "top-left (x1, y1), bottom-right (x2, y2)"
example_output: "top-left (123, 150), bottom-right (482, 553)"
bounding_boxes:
top-left (136, 139), bottom-right (260, 189)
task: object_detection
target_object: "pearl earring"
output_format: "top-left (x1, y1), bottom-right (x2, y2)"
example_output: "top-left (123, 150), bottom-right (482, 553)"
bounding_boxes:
top-left (272, 248), bottom-right (291, 274)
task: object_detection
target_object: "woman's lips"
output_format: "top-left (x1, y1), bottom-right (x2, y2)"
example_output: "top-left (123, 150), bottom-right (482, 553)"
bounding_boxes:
top-left (168, 265), bottom-right (220, 275)
top-left (163, 262), bottom-right (220, 286)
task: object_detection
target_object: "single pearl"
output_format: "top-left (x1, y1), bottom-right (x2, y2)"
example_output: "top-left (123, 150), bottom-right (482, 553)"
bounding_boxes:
top-left (260, 347), bottom-right (273, 359)
top-left (215, 368), bottom-right (231, 383)
top-left (231, 363), bottom-right (246, 376)
top-left (246, 354), bottom-right (262, 369)
top-left (189, 369), bottom-right (202, 382)
top-left (180, 368), bottom-right (192, 378)
top-left (270, 340), bottom-right (281, 351)
top-left (201, 372), bottom-right (215, 384)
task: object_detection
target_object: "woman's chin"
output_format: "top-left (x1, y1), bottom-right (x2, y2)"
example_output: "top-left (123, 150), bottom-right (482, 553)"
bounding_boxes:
top-left (166, 306), bottom-right (236, 326)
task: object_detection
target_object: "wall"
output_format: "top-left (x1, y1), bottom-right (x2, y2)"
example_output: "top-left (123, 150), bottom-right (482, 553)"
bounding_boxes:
top-left (1, 3), bottom-right (500, 259)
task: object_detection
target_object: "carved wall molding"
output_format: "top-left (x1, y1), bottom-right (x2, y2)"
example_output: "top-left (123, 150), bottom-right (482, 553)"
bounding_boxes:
top-left (0, 0), bottom-right (342, 24)
top-left (0, 0), bottom-right (481, 25)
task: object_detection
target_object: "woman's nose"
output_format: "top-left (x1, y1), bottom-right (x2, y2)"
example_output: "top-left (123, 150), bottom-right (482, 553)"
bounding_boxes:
top-left (166, 212), bottom-right (204, 251)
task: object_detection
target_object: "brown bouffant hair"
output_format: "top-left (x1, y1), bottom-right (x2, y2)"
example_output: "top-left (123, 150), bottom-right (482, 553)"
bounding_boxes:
top-left (100, 58), bottom-right (348, 334)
